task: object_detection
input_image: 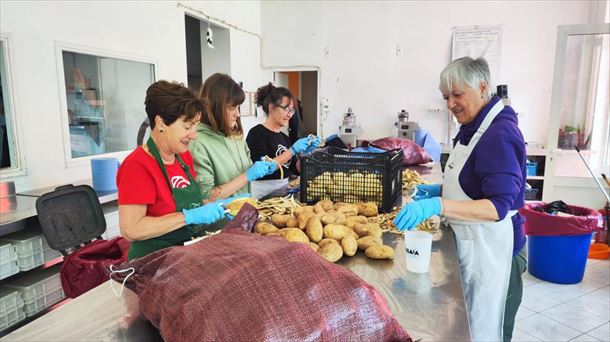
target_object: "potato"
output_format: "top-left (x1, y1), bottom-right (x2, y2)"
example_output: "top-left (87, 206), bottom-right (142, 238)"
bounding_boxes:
top-left (365, 245), bottom-right (395, 260)
top-left (305, 217), bottom-right (323, 242)
top-left (323, 224), bottom-right (352, 241)
top-left (318, 243), bottom-right (343, 262)
top-left (357, 202), bottom-right (378, 217)
top-left (336, 203), bottom-right (359, 217)
top-left (348, 230), bottom-right (360, 241)
top-left (345, 215), bottom-right (368, 228)
top-left (293, 206), bottom-right (314, 217)
top-left (307, 242), bottom-right (320, 252)
top-left (285, 216), bottom-right (298, 228)
top-left (341, 236), bottom-right (358, 256)
top-left (354, 223), bottom-right (383, 238)
top-left (271, 214), bottom-right (293, 228)
top-left (315, 199), bottom-right (334, 212)
top-left (256, 222), bottom-right (279, 235)
top-left (313, 202), bottom-right (327, 214)
top-left (320, 212), bottom-right (346, 226)
top-left (357, 236), bottom-right (383, 250)
top-left (225, 197), bottom-right (258, 216)
top-left (266, 233), bottom-right (281, 237)
top-left (298, 212), bottom-right (316, 230)
top-left (279, 228), bottom-right (309, 244)
top-left (318, 238), bottom-right (339, 248)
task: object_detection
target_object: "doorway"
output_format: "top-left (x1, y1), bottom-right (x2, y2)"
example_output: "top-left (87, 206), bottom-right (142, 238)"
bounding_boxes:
top-left (273, 70), bottom-right (318, 143)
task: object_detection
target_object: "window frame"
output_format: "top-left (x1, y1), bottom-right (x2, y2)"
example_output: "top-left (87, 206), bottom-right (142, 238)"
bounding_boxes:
top-left (55, 41), bottom-right (158, 168)
top-left (0, 32), bottom-right (27, 178)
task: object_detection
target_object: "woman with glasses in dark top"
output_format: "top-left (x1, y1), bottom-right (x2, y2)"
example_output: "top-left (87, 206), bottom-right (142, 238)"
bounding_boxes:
top-left (246, 83), bottom-right (320, 199)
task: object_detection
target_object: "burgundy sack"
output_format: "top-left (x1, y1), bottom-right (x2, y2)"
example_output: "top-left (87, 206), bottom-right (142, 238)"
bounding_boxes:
top-left (520, 202), bottom-right (602, 236)
top-left (60, 237), bottom-right (130, 298)
top-left (116, 205), bottom-right (412, 342)
top-left (371, 137), bottom-right (432, 166)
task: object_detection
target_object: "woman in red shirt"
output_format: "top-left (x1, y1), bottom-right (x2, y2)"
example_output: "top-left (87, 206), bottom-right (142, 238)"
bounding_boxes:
top-left (117, 80), bottom-right (226, 259)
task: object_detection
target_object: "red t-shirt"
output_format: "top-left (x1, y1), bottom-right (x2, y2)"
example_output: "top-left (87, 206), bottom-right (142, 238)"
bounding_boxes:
top-left (117, 147), bottom-right (197, 217)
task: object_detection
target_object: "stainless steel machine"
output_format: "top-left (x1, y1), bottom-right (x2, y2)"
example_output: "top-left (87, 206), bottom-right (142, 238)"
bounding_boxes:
top-left (394, 109), bottom-right (420, 141)
top-left (339, 107), bottom-right (362, 148)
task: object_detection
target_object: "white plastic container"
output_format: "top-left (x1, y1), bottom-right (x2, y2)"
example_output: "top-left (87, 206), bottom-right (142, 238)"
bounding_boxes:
top-left (16, 249), bottom-right (45, 271)
top-left (0, 242), bottom-right (14, 261)
top-left (22, 287), bottom-right (65, 317)
top-left (0, 253), bottom-right (19, 280)
top-left (2, 265), bottom-right (62, 303)
top-left (42, 238), bottom-right (62, 262)
top-left (0, 229), bottom-right (44, 258)
top-left (0, 301), bottom-right (25, 331)
top-left (0, 288), bottom-right (22, 315)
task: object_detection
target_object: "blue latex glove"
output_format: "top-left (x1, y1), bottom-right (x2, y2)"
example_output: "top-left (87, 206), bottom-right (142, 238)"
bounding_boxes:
top-left (183, 202), bottom-right (226, 225)
top-left (394, 197), bottom-right (442, 231)
top-left (412, 184), bottom-right (442, 201)
top-left (290, 136), bottom-right (315, 155)
top-left (302, 136), bottom-right (322, 156)
top-left (246, 160), bottom-right (277, 181)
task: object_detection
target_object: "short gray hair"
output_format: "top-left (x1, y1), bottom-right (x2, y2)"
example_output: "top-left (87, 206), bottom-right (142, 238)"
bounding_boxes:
top-left (439, 57), bottom-right (491, 98)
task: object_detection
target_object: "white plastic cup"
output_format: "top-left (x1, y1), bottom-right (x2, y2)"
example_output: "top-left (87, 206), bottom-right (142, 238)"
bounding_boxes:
top-left (404, 231), bottom-right (433, 273)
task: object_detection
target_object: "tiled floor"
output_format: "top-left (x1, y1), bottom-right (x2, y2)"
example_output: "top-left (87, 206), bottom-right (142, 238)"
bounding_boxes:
top-left (514, 258), bottom-right (610, 341)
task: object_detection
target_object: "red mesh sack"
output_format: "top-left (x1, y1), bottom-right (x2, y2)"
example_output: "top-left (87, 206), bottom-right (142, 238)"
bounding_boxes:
top-left (116, 205), bottom-right (411, 342)
top-left (61, 236), bottom-right (130, 298)
top-left (519, 202), bottom-right (602, 236)
top-left (371, 137), bottom-right (432, 166)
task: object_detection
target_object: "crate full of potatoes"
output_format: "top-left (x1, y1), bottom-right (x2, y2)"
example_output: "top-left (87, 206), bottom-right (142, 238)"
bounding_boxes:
top-left (300, 147), bottom-right (403, 213)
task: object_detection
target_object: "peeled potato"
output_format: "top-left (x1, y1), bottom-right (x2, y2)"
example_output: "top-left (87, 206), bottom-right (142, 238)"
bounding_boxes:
top-left (365, 245), bottom-right (394, 259)
top-left (226, 197), bottom-right (258, 216)
top-left (256, 222), bottom-right (279, 235)
top-left (318, 243), bottom-right (343, 262)
top-left (306, 217), bottom-right (324, 243)
top-left (341, 236), bottom-right (358, 256)
top-left (357, 236), bottom-right (383, 250)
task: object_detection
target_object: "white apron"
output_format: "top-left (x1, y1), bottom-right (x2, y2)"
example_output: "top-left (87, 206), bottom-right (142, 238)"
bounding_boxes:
top-left (443, 100), bottom-right (514, 341)
top-left (251, 178), bottom-right (289, 200)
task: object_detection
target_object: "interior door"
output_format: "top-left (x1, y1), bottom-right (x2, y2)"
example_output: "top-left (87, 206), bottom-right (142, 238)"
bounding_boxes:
top-left (544, 24), bottom-right (610, 209)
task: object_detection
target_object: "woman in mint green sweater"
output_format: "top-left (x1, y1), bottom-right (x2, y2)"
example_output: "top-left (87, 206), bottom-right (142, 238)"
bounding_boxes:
top-left (189, 73), bottom-right (275, 201)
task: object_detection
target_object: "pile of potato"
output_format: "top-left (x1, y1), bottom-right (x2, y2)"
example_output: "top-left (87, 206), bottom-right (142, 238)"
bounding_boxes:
top-left (255, 199), bottom-right (395, 263)
top-left (305, 171), bottom-right (383, 204)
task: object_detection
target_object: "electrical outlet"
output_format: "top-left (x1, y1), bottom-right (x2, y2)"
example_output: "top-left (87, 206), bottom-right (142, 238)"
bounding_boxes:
top-left (427, 107), bottom-right (443, 112)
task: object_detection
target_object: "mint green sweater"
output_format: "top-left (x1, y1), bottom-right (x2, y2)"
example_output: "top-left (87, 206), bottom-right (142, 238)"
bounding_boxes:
top-left (189, 123), bottom-right (252, 199)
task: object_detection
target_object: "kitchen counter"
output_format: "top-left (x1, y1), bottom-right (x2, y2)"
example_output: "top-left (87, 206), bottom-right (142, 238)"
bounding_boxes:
top-left (6, 163), bottom-right (470, 341)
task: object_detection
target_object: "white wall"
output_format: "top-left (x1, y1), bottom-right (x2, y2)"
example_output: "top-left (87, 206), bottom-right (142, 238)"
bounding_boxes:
top-left (0, 0), bottom-right (267, 192)
top-left (261, 1), bottom-right (594, 145)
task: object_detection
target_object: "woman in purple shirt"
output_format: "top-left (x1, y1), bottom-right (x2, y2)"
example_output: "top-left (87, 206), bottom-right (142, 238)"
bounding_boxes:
top-left (394, 57), bottom-right (526, 342)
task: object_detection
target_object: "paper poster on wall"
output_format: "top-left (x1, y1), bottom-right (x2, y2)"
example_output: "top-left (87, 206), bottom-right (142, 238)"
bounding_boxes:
top-left (452, 25), bottom-right (502, 85)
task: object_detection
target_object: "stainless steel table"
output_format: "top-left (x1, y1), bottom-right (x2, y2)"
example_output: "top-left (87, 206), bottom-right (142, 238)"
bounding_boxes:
top-left (7, 164), bottom-right (471, 341)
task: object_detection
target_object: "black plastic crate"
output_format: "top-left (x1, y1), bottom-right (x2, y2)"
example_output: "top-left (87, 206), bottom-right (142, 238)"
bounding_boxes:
top-left (300, 147), bottom-right (403, 213)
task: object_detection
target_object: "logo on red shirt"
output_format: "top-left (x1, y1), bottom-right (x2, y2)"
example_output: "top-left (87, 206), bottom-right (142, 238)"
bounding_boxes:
top-left (171, 176), bottom-right (191, 188)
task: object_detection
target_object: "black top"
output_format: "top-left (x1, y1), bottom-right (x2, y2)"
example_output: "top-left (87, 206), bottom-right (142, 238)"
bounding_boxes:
top-left (246, 124), bottom-right (299, 180)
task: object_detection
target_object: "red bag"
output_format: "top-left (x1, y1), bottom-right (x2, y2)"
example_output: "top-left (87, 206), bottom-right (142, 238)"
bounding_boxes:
top-left (60, 237), bottom-right (130, 298)
top-left (115, 205), bottom-right (412, 342)
top-left (371, 137), bottom-right (432, 166)
top-left (519, 202), bottom-right (602, 236)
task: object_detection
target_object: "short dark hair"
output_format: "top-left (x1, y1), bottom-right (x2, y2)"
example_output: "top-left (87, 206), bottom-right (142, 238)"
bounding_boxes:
top-left (144, 80), bottom-right (206, 129)
top-left (199, 73), bottom-right (245, 136)
top-left (255, 83), bottom-right (293, 115)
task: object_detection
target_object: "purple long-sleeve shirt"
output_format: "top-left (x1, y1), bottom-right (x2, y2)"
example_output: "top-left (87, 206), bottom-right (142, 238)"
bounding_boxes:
top-left (453, 96), bottom-right (527, 256)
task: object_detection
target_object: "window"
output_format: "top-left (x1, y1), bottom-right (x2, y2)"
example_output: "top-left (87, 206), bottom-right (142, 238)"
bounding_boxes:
top-left (61, 50), bottom-right (155, 160)
top-left (0, 36), bottom-right (21, 174)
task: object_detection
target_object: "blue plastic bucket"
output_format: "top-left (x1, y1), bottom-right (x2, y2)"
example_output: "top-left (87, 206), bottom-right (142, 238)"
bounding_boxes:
top-left (527, 233), bottom-right (592, 284)
top-left (91, 158), bottom-right (120, 192)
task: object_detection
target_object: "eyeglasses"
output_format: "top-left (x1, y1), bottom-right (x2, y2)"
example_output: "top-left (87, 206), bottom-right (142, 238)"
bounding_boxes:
top-left (276, 103), bottom-right (295, 114)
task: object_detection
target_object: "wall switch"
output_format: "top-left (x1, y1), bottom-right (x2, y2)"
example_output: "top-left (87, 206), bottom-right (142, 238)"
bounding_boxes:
top-left (324, 46), bottom-right (331, 58)
top-left (396, 44), bottom-right (404, 56)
